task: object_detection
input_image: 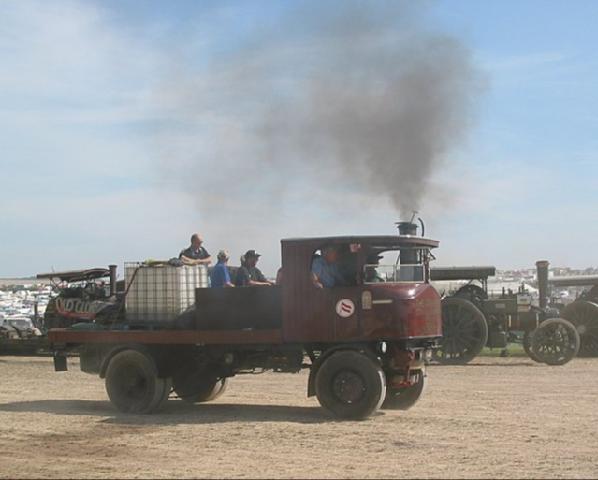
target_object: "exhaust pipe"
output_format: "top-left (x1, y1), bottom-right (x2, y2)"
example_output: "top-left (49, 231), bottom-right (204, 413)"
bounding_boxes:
top-left (396, 216), bottom-right (425, 266)
top-left (396, 221), bottom-right (418, 236)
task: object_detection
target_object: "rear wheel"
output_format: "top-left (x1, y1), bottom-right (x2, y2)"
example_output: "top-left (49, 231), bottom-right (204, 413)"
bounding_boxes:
top-left (562, 301), bottom-right (598, 357)
top-left (315, 351), bottom-right (386, 420)
top-left (173, 369), bottom-right (228, 403)
top-left (381, 369), bottom-right (426, 410)
top-left (434, 297), bottom-right (488, 364)
top-left (105, 350), bottom-right (171, 414)
top-left (531, 318), bottom-right (580, 366)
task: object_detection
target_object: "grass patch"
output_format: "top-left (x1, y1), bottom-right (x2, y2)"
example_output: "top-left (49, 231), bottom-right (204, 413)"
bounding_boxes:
top-left (478, 343), bottom-right (528, 358)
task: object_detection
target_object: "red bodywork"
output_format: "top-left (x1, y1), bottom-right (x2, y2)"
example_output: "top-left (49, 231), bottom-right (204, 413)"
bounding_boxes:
top-left (280, 236), bottom-right (441, 344)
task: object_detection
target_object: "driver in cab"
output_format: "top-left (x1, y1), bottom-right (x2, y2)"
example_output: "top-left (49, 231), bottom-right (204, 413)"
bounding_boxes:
top-left (312, 245), bottom-right (346, 288)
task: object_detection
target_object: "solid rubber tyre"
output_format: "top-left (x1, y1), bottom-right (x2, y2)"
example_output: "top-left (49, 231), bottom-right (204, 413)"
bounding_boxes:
top-left (315, 350), bottom-right (386, 420)
top-left (173, 369), bottom-right (228, 404)
top-left (105, 350), bottom-right (171, 414)
top-left (381, 369), bottom-right (426, 410)
top-left (154, 377), bottom-right (173, 411)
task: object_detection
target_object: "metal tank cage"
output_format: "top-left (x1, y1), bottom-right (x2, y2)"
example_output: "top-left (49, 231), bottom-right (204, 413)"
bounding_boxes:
top-left (124, 262), bottom-right (209, 325)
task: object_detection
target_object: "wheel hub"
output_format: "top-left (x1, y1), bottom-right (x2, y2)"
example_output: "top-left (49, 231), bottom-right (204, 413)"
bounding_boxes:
top-left (120, 367), bottom-right (148, 400)
top-left (332, 371), bottom-right (365, 404)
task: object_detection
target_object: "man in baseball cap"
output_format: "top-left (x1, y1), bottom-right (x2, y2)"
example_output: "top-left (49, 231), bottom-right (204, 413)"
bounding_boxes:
top-left (235, 250), bottom-right (273, 286)
top-left (210, 250), bottom-right (234, 288)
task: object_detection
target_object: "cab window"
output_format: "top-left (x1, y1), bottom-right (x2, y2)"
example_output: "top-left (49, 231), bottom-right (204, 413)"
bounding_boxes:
top-left (363, 250), bottom-right (425, 284)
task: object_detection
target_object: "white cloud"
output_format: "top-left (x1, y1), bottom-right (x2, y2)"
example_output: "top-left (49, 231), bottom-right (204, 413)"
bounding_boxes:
top-left (0, 0), bottom-right (170, 275)
top-left (0, 1), bottom-right (157, 95)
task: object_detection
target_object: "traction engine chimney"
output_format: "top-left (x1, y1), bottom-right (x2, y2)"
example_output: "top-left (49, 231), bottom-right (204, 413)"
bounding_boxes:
top-left (109, 264), bottom-right (118, 297)
top-left (536, 260), bottom-right (549, 310)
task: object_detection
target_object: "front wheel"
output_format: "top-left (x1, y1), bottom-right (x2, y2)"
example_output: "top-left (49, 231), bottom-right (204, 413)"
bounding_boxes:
top-left (531, 318), bottom-right (580, 366)
top-left (315, 351), bottom-right (386, 420)
top-left (105, 350), bottom-right (171, 414)
top-left (381, 370), bottom-right (426, 410)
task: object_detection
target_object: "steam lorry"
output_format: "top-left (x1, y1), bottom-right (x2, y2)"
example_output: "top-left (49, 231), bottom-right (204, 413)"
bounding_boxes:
top-left (48, 221), bottom-right (442, 420)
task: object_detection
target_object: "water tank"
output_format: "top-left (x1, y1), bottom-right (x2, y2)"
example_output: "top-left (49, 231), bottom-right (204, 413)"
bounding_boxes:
top-left (124, 263), bottom-right (208, 325)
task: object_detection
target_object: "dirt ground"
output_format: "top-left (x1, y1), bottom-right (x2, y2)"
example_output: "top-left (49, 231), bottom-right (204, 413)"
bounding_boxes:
top-left (0, 355), bottom-right (597, 479)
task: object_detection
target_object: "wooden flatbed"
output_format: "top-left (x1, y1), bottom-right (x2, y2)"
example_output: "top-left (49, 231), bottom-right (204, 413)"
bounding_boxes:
top-left (49, 328), bottom-right (283, 346)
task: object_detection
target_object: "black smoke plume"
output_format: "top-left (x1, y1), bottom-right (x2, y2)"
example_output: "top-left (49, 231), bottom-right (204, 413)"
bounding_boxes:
top-left (156, 1), bottom-right (480, 219)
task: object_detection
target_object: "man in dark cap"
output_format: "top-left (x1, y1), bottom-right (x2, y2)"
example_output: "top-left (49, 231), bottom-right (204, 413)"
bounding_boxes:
top-left (235, 250), bottom-right (273, 286)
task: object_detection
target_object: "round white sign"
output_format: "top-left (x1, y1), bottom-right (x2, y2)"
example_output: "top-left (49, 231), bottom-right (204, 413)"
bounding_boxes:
top-left (335, 299), bottom-right (355, 318)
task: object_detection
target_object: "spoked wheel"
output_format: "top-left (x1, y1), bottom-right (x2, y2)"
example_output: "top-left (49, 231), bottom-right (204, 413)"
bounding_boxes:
top-left (562, 301), bottom-right (598, 357)
top-left (433, 297), bottom-right (488, 364)
top-left (523, 329), bottom-right (542, 363)
top-left (173, 368), bottom-right (228, 403)
top-left (315, 351), bottom-right (386, 420)
top-left (105, 350), bottom-right (171, 414)
top-left (381, 369), bottom-right (426, 410)
top-left (531, 318), bottom-right (580, 366)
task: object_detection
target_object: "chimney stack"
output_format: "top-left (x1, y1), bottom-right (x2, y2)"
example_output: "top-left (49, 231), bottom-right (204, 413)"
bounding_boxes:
top-left (536, 260), bottom-right (549, 310)
top-left (109, 265), bottom-right (118, 297)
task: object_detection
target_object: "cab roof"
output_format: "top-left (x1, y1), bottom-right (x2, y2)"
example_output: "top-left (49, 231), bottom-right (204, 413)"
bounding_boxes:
top-left (281, 235), bottom-right (439, 249)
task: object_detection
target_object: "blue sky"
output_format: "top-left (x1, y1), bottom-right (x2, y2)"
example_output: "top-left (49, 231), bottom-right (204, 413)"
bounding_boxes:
top-left (1, 0), bottom-right (597, 277)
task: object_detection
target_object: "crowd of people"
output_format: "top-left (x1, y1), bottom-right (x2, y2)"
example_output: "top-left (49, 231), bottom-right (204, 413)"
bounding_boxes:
top-left (179, 233), bottom-right (384, 289)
